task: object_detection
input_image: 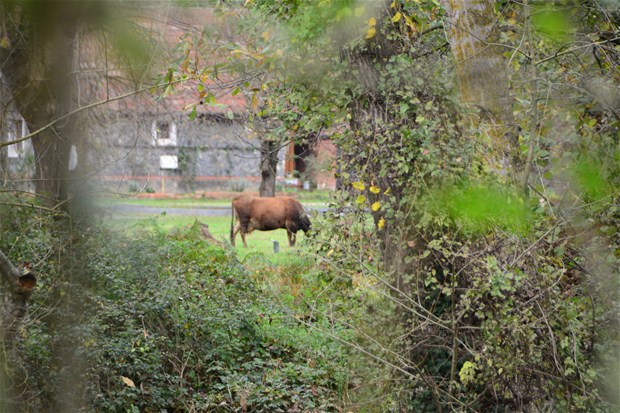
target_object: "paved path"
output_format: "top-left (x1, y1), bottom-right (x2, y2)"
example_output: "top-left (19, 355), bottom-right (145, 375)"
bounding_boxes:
top-left (109, 204), bottom-right (230, 216)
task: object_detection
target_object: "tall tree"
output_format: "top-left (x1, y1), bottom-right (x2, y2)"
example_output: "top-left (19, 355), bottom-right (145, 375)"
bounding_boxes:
top-left (0, 1), bottom-right (86, 206)
top-left (440, 0), bottom-right (519, 175)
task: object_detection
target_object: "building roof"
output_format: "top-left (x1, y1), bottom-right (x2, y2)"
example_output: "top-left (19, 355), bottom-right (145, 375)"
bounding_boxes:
top-left (80, 6), bottom-right (247, 117)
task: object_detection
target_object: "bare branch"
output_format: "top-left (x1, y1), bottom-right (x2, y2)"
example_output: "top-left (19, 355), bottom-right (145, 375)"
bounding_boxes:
top-left (0, 74), bottom-right (205, 149)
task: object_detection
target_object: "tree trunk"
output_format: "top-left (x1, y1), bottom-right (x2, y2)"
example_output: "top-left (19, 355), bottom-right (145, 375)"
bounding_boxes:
top-left (0, 3), bottom-right (79, 208)
top-left (259, 139), bottom-right (278, 197)
top-left (27, 123), bottom-right (74, 206)
top-left (441, 0), bottom-right (520, 174)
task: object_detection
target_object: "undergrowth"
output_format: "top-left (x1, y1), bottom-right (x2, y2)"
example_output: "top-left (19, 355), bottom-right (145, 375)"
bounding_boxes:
top-left (0, 211), bottom-right (350, 413)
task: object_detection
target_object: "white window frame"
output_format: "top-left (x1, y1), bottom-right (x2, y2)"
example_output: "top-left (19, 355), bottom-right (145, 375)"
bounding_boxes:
top-left (7, 118), bottom-right (27, 158)
top-left (151, 120), bottom-right (177, 147)
top-left (69, 144), bottom-right (78, 171)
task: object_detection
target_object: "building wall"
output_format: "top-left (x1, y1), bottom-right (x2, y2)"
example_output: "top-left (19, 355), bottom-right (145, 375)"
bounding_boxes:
top-left (313, 139), bottom-right (337, 190)
top-left (0, 74), bottom-right (35, 191)
top-left (95, 111), bottom-right (285, 194)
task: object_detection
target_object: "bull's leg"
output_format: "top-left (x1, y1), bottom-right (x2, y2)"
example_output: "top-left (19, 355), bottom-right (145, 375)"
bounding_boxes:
top-left (287, 230), bottom-right (296, 247)
top-left (241, 231), bottom-right (248, 248)
top-left (231, 223), bottom-right (241, 246)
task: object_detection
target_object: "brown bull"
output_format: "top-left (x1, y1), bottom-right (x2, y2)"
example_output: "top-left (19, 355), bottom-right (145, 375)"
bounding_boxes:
top-left (230, 195), bottom-right (311, 247)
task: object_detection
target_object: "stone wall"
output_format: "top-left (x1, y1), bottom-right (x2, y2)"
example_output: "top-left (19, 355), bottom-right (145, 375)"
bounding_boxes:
top-left (93, 111), bottom-right (286, 194)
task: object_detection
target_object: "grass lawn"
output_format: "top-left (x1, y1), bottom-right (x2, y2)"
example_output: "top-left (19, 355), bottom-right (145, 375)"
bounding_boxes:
top-left (106, 212), bottom-right (313, 265)
top-left (99, 190), bottom-right (330, 265)
top-left (97, 189), bottom-right (332, 209)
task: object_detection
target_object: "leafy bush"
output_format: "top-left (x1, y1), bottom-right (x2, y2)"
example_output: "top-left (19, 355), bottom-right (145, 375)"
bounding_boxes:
top-left (1, 211), bottom-right (350, 412)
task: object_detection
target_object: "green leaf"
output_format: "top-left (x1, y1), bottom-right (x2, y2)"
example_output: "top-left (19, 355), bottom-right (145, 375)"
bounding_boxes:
top-left (532, 5), bottom-right (573, 43)
top-left (572, 158), bottom-right (611, 201)
top-left (459, 361), bottom-right (477, 385)
top-left (432, 184), bottom-right (531, 234)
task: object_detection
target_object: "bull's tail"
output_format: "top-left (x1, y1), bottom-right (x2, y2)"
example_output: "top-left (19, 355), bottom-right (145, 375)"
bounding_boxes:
top-left (230, 201), bottom-right (236, 244)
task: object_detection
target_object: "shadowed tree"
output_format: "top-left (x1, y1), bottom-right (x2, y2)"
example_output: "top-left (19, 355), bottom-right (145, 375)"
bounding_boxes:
top-left (0, 1), bottom-right (89, 206)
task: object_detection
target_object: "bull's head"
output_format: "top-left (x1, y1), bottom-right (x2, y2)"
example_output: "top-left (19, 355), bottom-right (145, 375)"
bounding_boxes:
top-left (300, 213), bottom-right (311, 233)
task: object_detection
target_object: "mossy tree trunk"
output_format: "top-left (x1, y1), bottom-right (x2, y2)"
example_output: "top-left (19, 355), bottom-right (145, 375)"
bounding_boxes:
top-left (441, 0), bottom-right (520, 176)
top-left (0, 2), bottom-right (80, 208)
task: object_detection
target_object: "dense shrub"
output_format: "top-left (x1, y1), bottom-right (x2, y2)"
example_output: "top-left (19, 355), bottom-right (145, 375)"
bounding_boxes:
top-left (1, 213), bottom-right (349, 412)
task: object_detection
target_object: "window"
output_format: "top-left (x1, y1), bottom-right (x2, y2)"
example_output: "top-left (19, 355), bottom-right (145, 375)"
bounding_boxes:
top-left (69, 145), bottom-right (78, 171)
top-left (7, 119), bottom-right (26, 158)
top-left (151, 120), bottom-right (177, 147)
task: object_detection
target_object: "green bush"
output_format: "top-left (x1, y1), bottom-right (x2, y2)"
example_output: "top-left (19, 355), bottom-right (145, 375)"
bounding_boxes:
top-left (1, 209), bottom-right (350, 412)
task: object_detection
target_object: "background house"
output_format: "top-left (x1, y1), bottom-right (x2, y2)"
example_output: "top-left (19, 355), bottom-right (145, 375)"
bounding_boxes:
top-left (90, 7), bottom-right (336, 195)
top-left (93, 93), bottom-right (272, 194)
top-left (284, 136), bottom-right (337, 190)
top-left (0, 71), bottom-right (34, 191)
top-left (2, 7), bottom-right (336, 196)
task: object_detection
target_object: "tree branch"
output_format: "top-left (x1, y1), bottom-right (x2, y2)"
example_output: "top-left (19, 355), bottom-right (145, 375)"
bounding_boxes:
top-left (0, 249), bottom-right (21, 289)
top-left (0, 75), bottom-right (204, 149)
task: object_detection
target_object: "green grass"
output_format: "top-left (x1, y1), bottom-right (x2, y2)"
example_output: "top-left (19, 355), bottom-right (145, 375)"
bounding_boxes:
top-left (97, 197), bottom-right (231, 209)
top-left (96, 190), bottom-right (332, 209)
top-left (106, 212), bottom-right (312, 265)
top-left (99, 191), bottom-right (329, 265)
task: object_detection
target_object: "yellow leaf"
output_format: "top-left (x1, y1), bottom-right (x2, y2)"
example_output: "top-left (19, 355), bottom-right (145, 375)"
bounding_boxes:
top-left (369, 185), bottom-right (380, 194)
top-left (355, 195), bottom-right (367, 204)
top-left (392, 12), bottom-right (402, 23)
top-left (371, 202), bottom-right (381, 211)
top-left (378, 217), bottom-right (385, 229)
top-left (368, 17), bottom-right (377, 27)
top-left (404, 15), bottom-right (418, 33)
top-left (352, 181), bottom-right (365, 191)
top-left (384, 187), bottom-right (391, 195)
top-left (121, 376), bottom-right (135, 388)
top-left (365, 27), bottom-right (376, 39)
top-left (261, 31), bottom-right (270, 41)
top-left (251, 93), bottom-right (258, 111)
top-left (390, 1), bottom-right (396, 8)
